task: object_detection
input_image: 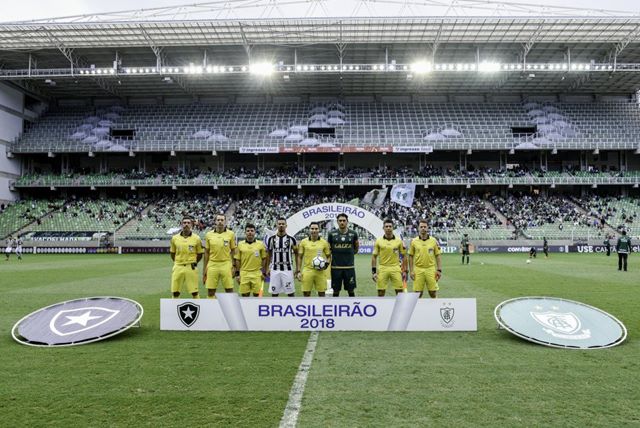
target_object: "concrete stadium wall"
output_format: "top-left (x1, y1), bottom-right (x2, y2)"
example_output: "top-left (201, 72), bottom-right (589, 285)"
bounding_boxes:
top-left (0, 83), bottom-right (23, 202)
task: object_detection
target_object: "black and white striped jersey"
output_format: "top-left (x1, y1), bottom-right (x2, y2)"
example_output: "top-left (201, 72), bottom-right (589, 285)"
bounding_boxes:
top-left (266, 234), bottom-right (298, 271)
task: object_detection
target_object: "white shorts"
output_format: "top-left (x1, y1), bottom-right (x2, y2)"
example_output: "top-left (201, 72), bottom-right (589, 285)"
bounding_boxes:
top-left (15, 246), bottom-right (22, 254)
top-left (269, 270), bottom-right (295, 295)
top-left (5, 247), bottom-right (11, 254)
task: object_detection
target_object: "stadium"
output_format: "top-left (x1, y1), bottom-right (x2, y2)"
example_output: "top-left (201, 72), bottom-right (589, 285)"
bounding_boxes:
top-left (1, 0), bottom-right (639, 426)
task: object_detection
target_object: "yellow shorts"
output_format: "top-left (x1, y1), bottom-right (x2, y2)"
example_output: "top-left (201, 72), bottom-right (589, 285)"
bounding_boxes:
top-left (239, 271), bottom-right (263, 294)
top-left (171, 264), bottom-right (199, 294)
top-left (301, 269), bottom-right (328, 292)
top-left (377, 267), bottom-right (403, 291)
top-left (205, 261), bottom-right (234, 290)
top-left (413, 268), bottom-right (439, 292)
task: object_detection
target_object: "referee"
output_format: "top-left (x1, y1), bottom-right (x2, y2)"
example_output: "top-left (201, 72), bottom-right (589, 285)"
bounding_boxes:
top-left (169, 215), bottom-right (204, 298)
top-left (371, 219), bottom-right (407, 297)
top-left (327, 213), bottom-right (359, 297)
top-left (408, 219), bottom-right (442, 298)
top-left (203, 213), bottom-right (237, 298)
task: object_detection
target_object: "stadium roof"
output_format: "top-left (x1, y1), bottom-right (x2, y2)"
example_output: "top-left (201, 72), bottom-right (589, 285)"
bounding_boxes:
top-left (1, 1), bottom-right (640, 98)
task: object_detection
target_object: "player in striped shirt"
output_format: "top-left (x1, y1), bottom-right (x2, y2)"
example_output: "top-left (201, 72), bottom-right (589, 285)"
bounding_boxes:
top-left (265, 217), bottom-right (298, 297)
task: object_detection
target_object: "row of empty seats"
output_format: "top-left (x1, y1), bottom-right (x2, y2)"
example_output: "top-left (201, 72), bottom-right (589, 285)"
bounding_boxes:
top-left (12, 101), bottom-right (640, 152)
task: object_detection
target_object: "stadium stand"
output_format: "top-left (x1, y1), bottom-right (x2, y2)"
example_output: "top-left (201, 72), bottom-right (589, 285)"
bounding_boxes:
top-left (11, 101), bottom-right (640, 153)
top-left (2, 190), bottom-right (638, 242)
top-left (13, 165), bottom-right (640, 188)
top-left (0, 200), bottom-right (54, 238)
top-left (577, 195), bottom-right (639, 236)
top-left (117, 194), bottom-right (232, 240)
top-left (21, 198), bottom-right (143, 239)
top-left (489, 194), bottom-right (604, 240)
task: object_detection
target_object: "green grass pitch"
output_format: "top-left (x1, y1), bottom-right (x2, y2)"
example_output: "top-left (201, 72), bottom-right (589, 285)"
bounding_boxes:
top-left (1, 253), bottom-right (639, 427)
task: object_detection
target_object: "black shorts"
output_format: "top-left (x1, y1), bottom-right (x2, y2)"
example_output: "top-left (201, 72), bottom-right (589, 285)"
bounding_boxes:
top-left (462, 249), bottom-right (470, 256)
top-left (331, 268), bottom-right (357, 291)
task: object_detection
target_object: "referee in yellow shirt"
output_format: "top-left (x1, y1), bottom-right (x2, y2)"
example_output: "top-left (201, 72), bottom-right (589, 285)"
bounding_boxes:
top-left (297, 222), bottom-right (332, 297)
top-left (170, 215), bottom-right (204, 298)
top-left (371, 218), bottom-right (407, 297)
top-left (234, 223), bottom-right (268, 297)
top-left (408, 219), bottom-right (442, 298)
top-left (203, 213), bottom-right (237, 298)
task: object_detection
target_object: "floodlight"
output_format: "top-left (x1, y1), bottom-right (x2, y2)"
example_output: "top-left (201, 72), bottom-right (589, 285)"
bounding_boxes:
top-left (250, 62), bottom-right (274, 76)
top-left (479, 61), bottom-right (500, 72)
top-left (411, 61), bottom-right (432, 74)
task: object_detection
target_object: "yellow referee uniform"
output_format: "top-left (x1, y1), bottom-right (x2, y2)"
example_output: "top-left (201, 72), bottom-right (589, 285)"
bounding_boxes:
top-left (235, 239), bottom-right (267, 295)
top-left (373, 235), bottom-right (406, 291)
top-left (408, 235), bottom-right (441, 292)
top-left (204, 229), bottom-right (236, 291)
top-left (170, 233), bottom-right (204, 295)
top-left (299, 237), bottom-right (331, 292)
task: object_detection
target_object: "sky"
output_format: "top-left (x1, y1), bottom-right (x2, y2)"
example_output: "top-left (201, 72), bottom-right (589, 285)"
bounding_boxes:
top-left (2, 0), bottom-right (639, 23)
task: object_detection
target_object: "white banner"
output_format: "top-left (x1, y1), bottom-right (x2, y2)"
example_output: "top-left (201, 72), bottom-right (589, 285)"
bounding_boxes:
top-left (160, 294), bottom-right (477, 331)
top-left (238, 146), bottom-right (279, 154)
top-left (393, 146), bottom-right (433, 154)
top-left (286, 203), bottom-right (387, 239)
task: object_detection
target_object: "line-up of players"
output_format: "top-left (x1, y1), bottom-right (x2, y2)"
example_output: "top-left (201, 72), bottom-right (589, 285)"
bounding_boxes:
top-left (169, 213), bottom-right (444, 298)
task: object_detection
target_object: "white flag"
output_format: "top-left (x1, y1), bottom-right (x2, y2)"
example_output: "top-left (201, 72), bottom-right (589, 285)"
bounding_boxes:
top-left (390, 184), bottom-right (416, 208)
top-left (363, 188), bottom-right (388, 207)
top-left (373, 188), bottom-right (388, 207)
top-left (362, 190), bottom-right (375, 205)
